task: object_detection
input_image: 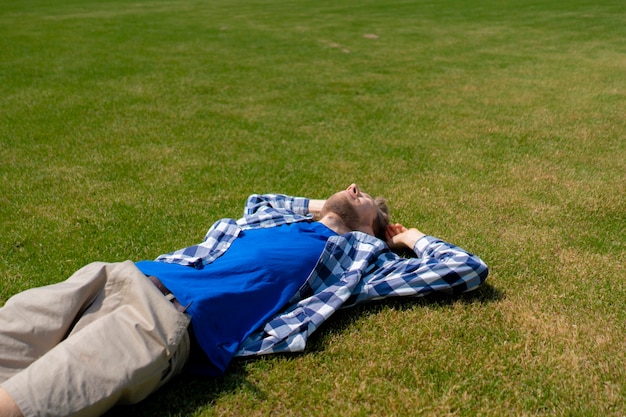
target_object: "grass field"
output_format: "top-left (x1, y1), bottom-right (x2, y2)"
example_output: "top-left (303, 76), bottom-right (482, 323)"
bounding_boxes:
top-left (1, 0), bottom-right (625, 415)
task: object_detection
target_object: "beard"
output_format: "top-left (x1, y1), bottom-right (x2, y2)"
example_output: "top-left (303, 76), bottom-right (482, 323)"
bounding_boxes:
top-left (321, 192), bottom-right (362, 232)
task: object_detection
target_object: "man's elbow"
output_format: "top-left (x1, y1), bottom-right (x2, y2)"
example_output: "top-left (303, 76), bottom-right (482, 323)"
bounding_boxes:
top-left (462, 257), bottom-right (489, 293)
top-left (244, 194), bottom-right (264, 215)
top-left (477, 259), bottom-right (489, 285)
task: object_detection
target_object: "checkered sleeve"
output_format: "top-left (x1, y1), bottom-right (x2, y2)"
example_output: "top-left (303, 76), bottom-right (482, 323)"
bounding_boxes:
top-left (345, 236), bottom-right (489, 306)
top-left (240, 194), bottom-right (313, 230)
top-left (244, 194), bottom-right (310, 216)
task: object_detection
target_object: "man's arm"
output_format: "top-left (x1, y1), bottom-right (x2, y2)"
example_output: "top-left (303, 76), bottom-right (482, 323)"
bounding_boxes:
top-left (345, 225), bottom-right (489, 306)
top-left (237, 225), bottom-right (488, 357)
top-left (243, 194), bottom-right (310, 217)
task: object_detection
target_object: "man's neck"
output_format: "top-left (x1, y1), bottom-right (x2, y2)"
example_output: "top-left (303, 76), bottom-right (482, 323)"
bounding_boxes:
top-left (318, 213), bottom-right (350, 235)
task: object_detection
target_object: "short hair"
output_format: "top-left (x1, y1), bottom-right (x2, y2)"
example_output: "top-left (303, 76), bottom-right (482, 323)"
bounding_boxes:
top-left (372, 197), bottom-right (390, 241)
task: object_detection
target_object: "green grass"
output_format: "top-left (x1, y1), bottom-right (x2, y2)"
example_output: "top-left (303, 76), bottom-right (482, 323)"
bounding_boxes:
top-left (1, 0), bottom-right (625, 415)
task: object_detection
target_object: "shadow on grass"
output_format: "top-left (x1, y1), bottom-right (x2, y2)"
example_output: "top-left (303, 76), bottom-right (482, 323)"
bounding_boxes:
top-left (305, 282), bottom-right (504, 352)
top-left (106, 283), bottom-right (502, 416)
top-left (104, 364), bottom-right (255, 417)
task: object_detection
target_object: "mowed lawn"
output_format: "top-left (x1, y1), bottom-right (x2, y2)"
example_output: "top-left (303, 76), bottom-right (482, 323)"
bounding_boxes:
top-left (0, 0), bottom-right (624, 415)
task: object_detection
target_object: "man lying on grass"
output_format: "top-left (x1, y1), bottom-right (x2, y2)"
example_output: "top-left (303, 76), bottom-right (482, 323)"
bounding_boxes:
top-left (0, 183), bottom-right (488, 417)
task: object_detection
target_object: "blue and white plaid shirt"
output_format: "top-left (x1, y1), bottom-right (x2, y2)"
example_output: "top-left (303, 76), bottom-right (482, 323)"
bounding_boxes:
top-left (155, 194), bottom-right (489, 357)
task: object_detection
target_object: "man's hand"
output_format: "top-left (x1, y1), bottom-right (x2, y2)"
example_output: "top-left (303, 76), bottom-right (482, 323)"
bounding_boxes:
top-left (385, 223), bottom-right (426, 250)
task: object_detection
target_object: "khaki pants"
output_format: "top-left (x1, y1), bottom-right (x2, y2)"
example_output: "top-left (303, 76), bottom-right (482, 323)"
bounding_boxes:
top-left (0, 261), bottom-right (191, 417)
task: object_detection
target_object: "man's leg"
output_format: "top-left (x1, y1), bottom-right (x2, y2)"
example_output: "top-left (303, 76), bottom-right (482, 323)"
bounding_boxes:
top-left (0, 388), bottom-right (23, 417)
top-left (1, 261), bottom-right (190, 417)
top-left (0, 262), bottom-right (111, 382)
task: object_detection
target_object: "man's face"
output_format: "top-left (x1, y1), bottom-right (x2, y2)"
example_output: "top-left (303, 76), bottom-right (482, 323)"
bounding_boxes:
top-left (323, 183), bottom-right (378, 236)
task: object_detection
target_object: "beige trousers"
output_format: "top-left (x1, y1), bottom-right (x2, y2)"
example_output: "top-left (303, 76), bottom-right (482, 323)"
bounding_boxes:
top-left (0, 261), bottom-right (191, 417)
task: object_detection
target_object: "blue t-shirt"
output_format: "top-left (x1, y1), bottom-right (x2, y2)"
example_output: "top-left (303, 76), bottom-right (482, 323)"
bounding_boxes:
top-left (136, 221), bottom-right (336, 373)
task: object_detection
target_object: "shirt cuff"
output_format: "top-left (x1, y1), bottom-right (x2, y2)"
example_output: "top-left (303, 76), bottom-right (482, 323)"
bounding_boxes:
top-left (413, 235), bottom-right (437, 256)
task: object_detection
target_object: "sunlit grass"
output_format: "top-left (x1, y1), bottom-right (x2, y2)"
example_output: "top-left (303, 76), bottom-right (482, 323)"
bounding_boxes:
top-left (1, 0), bottom-right (624, 415)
